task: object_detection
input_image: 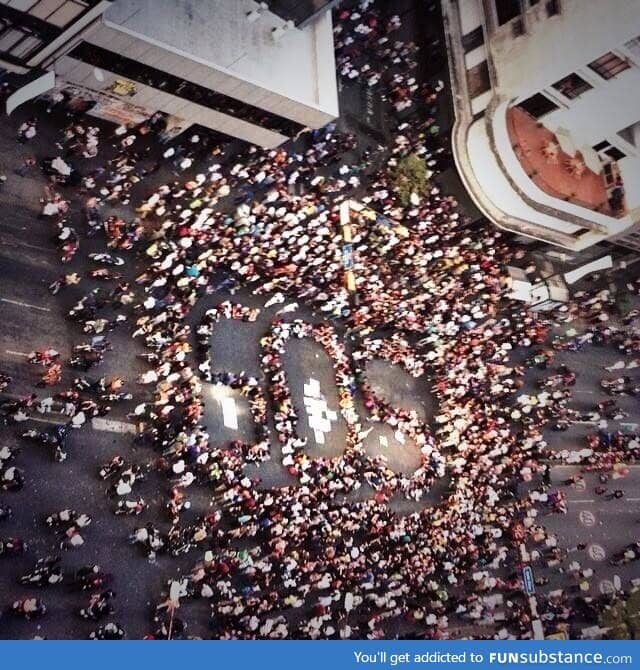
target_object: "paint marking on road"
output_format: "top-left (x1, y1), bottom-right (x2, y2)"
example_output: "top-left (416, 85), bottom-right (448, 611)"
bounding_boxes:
top-left (627, 498), bottom-right (640, 502)
top-left (571, 499), bottom-right (595, 504)
top-left (599, 580), bottom-right (615, 595)
top-left (588, 543), bottom-right (606, 562)
top-left (27, 416), bottom-right (65, 425)
top-left (219, 396), bottom-right (238, 430)
top-left (4, 350), bottom-right (30, 357)
top-left (0, 238), bottom-right (51, 253)
top-left (0, 298), bottom-right (50, 312)
top-left (91, 417), bottom-right (136, 434)
top-left (579, 510), bottom-right (596, 527)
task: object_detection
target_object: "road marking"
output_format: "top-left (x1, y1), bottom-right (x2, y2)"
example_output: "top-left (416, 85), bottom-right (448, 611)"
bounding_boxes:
top-left (588, 544), bottom-right (606, 562)
top-left (0, 298), bottom-right (50, 312)
top-left (219, 396), bottom-right (238, 430)
top-left (599, 580), bottom-right (615, 595)
top-left (579, 510), bottom-right (596, 527)
top-left (4, 350), bottom-right (30, 357)
top-left (571, 499), bottom-right (594, 504)
top-left (27, 416), bottom-right (65, 425)
top-left (91, 418), bottom-right (136, 434)
top-left (1, 239), bottom-right (51, 253)
top-left (627, 498), bottom-right (640, 502)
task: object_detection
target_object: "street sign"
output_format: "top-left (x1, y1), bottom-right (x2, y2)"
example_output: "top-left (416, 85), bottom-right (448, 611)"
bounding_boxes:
top-left (342, 244), bottom-right (353, 269)
top-left (522, 566), bottom-right (535, 595)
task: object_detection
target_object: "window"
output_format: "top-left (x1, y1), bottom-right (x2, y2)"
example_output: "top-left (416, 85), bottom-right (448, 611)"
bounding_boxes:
top-left (604, 146), bottom-right (626, 161)
top-left (518, 92), bottom-right (559, 118)
top-left (545, 0), bottom-right (560, 16)
top-left (461, 25), bottom-right (484, 53)
top-left (588, 51), bottom-right (630, 80)
top-left (466, 60), bottom-right (491, 98)
top-left (512, 17), bottom-right (525, 37)
top-left (9, 32), bottom-right (41, 56)
top-left (1, 0), bottom-right (90, 27)
top-left (0, 26), bottom-right (24, 50)
top-left (0, 22), bottom-right (42, 59)
top-left (28, 0), bottom-right (65, 19)
top-left (495, 0), bottom-right (520, 25)
top-left (594, 140), bottom-right (626, 161)
top-left (552, 72), bottom-right (592, 99)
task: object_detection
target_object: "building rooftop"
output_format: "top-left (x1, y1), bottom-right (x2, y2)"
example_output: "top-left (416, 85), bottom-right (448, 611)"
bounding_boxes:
top-left (104, 0), bottom-right (338, 115)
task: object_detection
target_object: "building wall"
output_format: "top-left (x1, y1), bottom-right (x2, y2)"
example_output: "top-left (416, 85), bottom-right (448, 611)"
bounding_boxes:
top-left (101, 0), bottom-right (339, 126)
top-left (49, 1), bottom-right (338, 147)
top-left (55, 54), bottom-right (289, 146)
top-left (443, 0), bottom-right (640, 249)
top-left (489, 0), bottom-right (640, 99)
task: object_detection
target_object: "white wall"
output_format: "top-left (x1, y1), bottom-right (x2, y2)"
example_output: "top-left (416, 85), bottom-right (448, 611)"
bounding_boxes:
top-left (55, 55), bottom-right (289, 147)
top-left (490, 0), bottom-right (640, 98)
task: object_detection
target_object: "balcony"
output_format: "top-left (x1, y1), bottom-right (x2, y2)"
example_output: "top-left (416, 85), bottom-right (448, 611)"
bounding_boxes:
top-left (507, 106), bottom-right (626, 218)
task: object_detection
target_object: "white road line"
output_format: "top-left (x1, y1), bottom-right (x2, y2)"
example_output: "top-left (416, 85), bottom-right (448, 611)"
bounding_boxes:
top-left (627, 498), bottom-right (640, 502)
top-left (219, 396), bottom-right (238, 430)
top-left (571, 499), bottom-right (595, 504)
top-left (0, 237), bottom-right (51, 253)
top-left (0, 298), bottom-right (50, 312)
top-left (28, 416), bottom-right (65, 425)
top-left (4, 350), bottom-right (29, 357)
top-left (91, 417), bottom-right (137, 434)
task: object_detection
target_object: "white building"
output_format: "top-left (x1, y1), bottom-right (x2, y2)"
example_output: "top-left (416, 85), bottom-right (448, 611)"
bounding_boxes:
top-left (442, 0), bottom-right (640, 251)
top-left (3, 0), bottom-right (339, 147)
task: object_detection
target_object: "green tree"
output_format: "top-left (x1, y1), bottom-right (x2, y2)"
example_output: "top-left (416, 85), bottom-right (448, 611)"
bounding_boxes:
top-left (600, 588), bottom-right (640, 639)
top-left (392, 153), bottom-right (429, 206)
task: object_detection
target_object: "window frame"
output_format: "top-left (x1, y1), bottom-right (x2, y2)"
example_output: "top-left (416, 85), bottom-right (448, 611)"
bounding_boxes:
top-left (587, 51), bottom-right (631, 80)
top-left (517, 92), bottom-right (560, 119)
top-left (551, 72), bottom-right (593, 100)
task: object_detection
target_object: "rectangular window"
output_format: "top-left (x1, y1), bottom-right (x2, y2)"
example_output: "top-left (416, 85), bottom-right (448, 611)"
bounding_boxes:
top-left (5, 1), bottom-right (39, 9)
top-left (588, 52), bottom-right (630, 80)
top-left (466, 60), bottom-right (491, 98)
top-left (0, 26), bottom-right (24, 50)
top-left (594, 141), bottom-right (627, 162)
top-left (604, 146), bottom-right (626, 161)
top-left (512, 17), bottom-right (525, 37)
top-left (28, 0), bottom-right (65, 19)
top-left (495, 0), bottom-right (521, 25)
top-left (46, 0), bottom-right (86, 27)
top-left (552, 72), bottom-right (592, 99)
top-left (461, 25), bottom-right (484, 53)
top-left (545, 0), bottom-right (560, 16)
top-left (518, 92), bottom-right (559, 118)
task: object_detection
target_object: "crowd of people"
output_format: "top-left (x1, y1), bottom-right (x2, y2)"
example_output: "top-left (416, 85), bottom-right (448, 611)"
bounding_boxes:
top-left (0, 0), bottom-right (638, 641)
